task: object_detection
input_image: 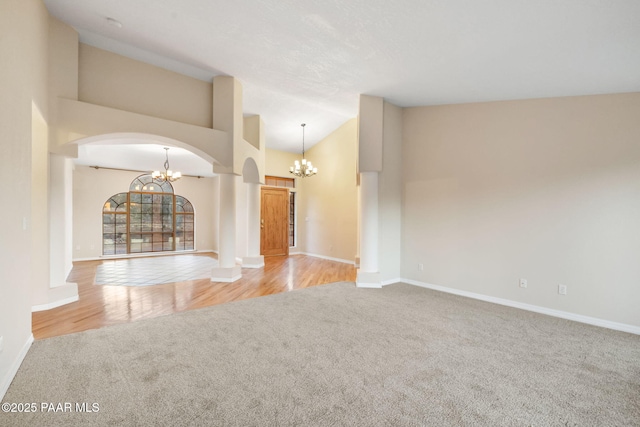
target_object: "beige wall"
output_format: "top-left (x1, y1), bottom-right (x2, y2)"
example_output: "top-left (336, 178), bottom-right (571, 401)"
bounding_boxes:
top-left (79, 44), bottom-right (213, 128)
top-left (402, 93), bottom-right (640, 327)
top-left (301, 119), bottom-right (358, 262)
top-left (265, 148), bottom-right (301, 178)
top-left (47, 15), bottom-right (78, 154)
top-left (73, 166), bottom-right (217, 260)
top-left (0, 0), bottom-right (49, 397)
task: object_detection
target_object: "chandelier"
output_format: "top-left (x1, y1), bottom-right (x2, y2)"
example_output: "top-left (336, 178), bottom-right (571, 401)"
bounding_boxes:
top-left (152, 147), bottom-right (182, 182)
top-left (289, 123), bottom-right (318, 178)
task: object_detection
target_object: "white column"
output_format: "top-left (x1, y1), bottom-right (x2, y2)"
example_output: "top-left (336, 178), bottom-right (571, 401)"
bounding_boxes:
top-left (33, 154), bottom-right (78, 312)
top-left (212, 173), bottom-right (242, 282)
top-left (243, 182), bottom-right (264, 268)
top-left (356, 171), bottom-right (382, 288)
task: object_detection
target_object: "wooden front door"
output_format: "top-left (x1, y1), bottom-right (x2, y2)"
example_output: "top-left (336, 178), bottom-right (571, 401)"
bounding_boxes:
top-left (260, 187), bottom-right (290, 256)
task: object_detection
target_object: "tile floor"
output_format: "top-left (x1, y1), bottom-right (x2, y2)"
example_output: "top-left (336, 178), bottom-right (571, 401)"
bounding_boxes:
top-left (94, 255), bottom-right (219, 286)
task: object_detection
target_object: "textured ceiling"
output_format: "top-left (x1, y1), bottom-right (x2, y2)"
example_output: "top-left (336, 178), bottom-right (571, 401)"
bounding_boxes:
top-left (44, 0), bottom-right (640, 163)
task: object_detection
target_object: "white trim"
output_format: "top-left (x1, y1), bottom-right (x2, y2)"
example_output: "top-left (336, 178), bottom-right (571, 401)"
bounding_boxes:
top-left (73, 249), bottom-right (215, 262)
top-left (0, 334), bottom-right (33, 401)
top-left (356, 282), bottom-right (382, 289)
top-left (211, 275), bottom-right (242, 283)
top-left (356, 271), bottom-right (382, 288)
top-left (211, 265), bottom-right (242, 283)
top-left (402, 279), bottom-right (640, 336)
top-left (72, 257), bottom-right (101, 262)
top-left (297, 252), bottom-right (355, 265)
top-left (382, 278), bottom-right (402, 286)
top-left (32, 295), bottom-right (79, 312)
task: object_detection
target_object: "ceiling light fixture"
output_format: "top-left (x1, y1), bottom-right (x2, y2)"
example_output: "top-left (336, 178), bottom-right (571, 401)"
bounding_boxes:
top-left (289, 124), bottom-right (317, 178)
top-left (152, 147), bottom-right (182, 182)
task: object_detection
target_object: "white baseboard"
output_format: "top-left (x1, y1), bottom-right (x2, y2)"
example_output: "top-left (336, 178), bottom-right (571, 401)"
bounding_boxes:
top-left (356, 282), bottom-right (382, 289)
top-left (73, 249), bottom-right (215, 262)
top-left (401, 278), bottom-right (640, 336)
top-left (32, 295), bottom-right (79, 312)
top-left (242, 256), bottom-right (264, 269)
top-left (0, 334), bottom-right (34, 401)
top-left (211, 265), bottom-right (242, 283)
top-left (356, 271), bottom-right (382, 288)
top-left (297, 252), bottom-right (355, 265)
top-left (357, 278), bottom-right (401, 287)
top-left (211, 275), bottom-right (242, 283)
top-left (382, 278), bottom-right (402, 286)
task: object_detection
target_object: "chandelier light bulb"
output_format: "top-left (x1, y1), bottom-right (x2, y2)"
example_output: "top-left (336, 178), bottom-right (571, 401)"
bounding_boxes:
top-left (153, 147), bottom-right (182, 183)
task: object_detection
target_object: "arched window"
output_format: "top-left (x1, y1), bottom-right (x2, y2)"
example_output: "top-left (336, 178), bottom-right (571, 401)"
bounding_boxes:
top-left (175, 196), bottom-right (195, 251)
top-left (102, 174), bottom-right (195, 255)
top-left (129, 174), bottom-right (174, 194)
top-left (102, 192), bottom-right (128, 255)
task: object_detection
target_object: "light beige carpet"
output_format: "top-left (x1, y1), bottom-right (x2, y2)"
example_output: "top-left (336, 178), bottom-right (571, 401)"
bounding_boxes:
top-left (2, 282), bottom-right (639, 426)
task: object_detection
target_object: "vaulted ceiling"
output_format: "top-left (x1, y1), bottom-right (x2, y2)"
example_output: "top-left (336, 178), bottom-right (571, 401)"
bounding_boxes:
top-left (45, 0), bottom-right (640, 155)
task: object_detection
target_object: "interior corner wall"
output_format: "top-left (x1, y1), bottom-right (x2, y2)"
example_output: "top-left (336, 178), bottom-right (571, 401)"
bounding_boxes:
top-left (301, 119), bottom-right (358, 262)
top-left (30, 103), bottom-right (50, 306)
top-left (73, 166), bottom-right (217, 260)
top-left (378, 102), bottom-right (403, 282)
top-left (0, 0), bottom-right (49, 398)
top-left (402, 93), bottom-right (640, 327)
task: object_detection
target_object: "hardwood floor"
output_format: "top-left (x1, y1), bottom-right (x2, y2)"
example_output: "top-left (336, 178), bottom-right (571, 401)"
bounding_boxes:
top-left (32, 254), bottom-right (356, 340)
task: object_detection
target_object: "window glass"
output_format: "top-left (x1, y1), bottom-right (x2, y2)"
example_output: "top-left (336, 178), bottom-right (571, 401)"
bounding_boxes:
top-left (103, 174), bottom-right (195, 255)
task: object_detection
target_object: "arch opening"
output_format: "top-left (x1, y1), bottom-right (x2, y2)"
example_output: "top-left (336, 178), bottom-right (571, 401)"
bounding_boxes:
top-left (242, 157), bottom-right (260, 184)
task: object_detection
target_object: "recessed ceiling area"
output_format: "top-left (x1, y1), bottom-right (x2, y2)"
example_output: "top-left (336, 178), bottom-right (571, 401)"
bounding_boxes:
top-left (44, 0), bottom-right (640, 153)
top-left (75, 143), bottom-right (215, 178)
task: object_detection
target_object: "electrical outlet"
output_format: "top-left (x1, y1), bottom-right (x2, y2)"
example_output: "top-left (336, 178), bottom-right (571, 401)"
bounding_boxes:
top-left (558, 284), bottom-right (567, 295)
top-left (418, 263), bottom-right (424, 271)
top-left (519, 278), bottom-right (527, 288)
top-left (0, 336), bottom-right (4, 353)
